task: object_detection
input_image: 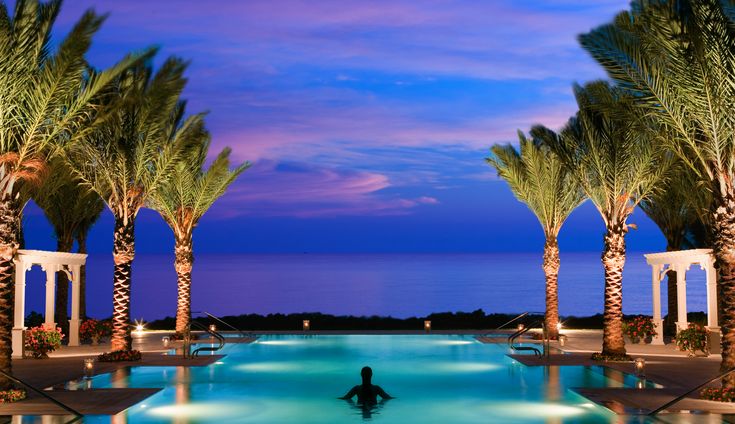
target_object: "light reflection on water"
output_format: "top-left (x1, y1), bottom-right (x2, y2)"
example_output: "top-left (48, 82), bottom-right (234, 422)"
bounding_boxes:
top-left (41, 335), bottom-right (676, 423)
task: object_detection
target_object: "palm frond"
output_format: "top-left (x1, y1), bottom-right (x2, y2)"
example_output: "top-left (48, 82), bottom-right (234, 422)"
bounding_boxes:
top-left (487, 129), bottom-right (585, 237)
top-left (539, 81), bottom-right (671, 228)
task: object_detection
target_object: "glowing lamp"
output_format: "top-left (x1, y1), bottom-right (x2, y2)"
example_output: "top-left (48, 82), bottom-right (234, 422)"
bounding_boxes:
top-left (424, 320), bottom-right (431, 332)
top-left (558, 335), bottom-right (567, 347)
top-left (634, 357), bottom-right (646, 377)
top-left (302, 320), bottom-right (310, 331)
top-left (517, 323), bottom-right (525, 331)
top-left (636, 379), bottom-right (646, 389)
top-left (556, 322), bottom-right (563, 331)
top-left (209, 324), bottom-right (217, 332)
top-left (83, 358), bottom-right (95, 379)
top-left (162, 336), bottom-right (170, 348)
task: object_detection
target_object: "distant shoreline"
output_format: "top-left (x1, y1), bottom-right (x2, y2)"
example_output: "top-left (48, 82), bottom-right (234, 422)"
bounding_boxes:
top-left (148, 310), bottom-right (708, 331)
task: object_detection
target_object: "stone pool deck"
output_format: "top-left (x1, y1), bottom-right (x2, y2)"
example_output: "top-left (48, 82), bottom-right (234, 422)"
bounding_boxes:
top-left (503, 329), bottom-right (735, 416)
top-left (0, 331), bottom-right (253, 417)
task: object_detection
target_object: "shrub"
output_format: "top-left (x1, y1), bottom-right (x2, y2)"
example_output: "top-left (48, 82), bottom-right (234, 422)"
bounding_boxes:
top-left (591, 352), bottom-right (632, 362)
top-left (622, 315), bottom-right (656, 342)
top-left (701, 387), bottom-right (735, 402)
top-left (97, 350), bottom-right (142, 362)
top-left (24, 326), bottom-right (63, 358)
top-left (675, 323), bottom-right (708, 356)
top-left (0, 389), bottom-right (26, 403)
top-left (79, 319), bottom-right (112, 343)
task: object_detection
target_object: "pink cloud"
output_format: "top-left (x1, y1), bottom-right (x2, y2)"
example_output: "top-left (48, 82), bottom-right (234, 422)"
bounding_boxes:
top-left (212, 161), bottom-right (439, 218)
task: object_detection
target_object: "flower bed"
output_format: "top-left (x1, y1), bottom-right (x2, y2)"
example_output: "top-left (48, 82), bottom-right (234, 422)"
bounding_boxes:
top-left (675, 323), bottom-right (708, 356)
top-left (622, 315), bottom-right (656, 344)
top-left (24, 326), bottom-right (63, 358)
top-left (97, 349), bottom-right (142, 362)
top-left (590, 352), bottom-right (632, 362)
top-left (0, 389), bottom-right (26, 403)
top-left (701, 387), bottom-right (735, 402)
top-left (79, 319), bottom-right (112, 344)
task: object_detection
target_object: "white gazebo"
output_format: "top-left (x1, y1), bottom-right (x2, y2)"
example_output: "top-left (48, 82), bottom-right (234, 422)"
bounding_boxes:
top-left (12, 249), bottom-right (87, 357)
top-left (644, 248), bottom-right (718, 345)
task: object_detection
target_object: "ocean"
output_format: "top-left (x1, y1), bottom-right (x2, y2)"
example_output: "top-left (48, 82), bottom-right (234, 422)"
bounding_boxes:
top-left (21, 252), bottom-right (707, 321)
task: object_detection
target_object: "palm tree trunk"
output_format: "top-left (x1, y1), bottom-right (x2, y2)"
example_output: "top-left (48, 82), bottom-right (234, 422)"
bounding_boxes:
top-left (543, 236), bottom-right (560, 340)
top-left (0, 198), bottom-right (20, 390)
top-left (712, 193), bottom-right (735, 387)
top-left (77, 232), bottom-right (88, 320)
top-left (665, 241), bottom-right (678, 336)
top-left (110, 217), bottom-right (135, 352)
top-left (54, 235), bottom-right (74, 332)
top-left (174, 235), bottom-right (193, 334)
top-left (665, 270), bottom-right (678, 335)
top-left (601, 223), bottom-right (627, 357)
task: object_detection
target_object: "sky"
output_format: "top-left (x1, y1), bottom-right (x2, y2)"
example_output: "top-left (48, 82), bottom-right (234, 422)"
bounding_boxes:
top-left (21, 0), bottom-right (670, 254)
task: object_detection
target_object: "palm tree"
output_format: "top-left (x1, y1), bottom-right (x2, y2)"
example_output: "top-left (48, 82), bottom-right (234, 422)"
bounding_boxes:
top-left (539, 81), bottom-right (669, 359)
top-left (639, 163), bottom-right (710, 334)
top-left (150, 138), bottom-right (248, 334)
top-left (32, 157), bottom-right (103, 327)
top-left (63, 58), bottom-right (203, 352)
top-left (578, 0), bottom-right (735, 380)
top-left (0, 0), bottom-right (147, 388)
top-left (487, 131), bottom-right (585, 339)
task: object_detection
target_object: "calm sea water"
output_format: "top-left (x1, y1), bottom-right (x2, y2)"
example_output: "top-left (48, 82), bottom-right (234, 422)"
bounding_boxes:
top-left (21, 252), bottom-right (707, 321)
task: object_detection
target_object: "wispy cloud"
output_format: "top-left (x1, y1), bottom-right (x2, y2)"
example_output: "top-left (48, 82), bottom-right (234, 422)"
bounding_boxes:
top-left (215, 160), bottom-right (439, 218)
top-left (52, 0), bottom-right (625, 218)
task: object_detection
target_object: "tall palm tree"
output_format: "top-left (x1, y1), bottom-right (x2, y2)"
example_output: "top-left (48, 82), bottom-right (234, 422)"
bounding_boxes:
top-left (64, 58), bottom-right (203, 352)
top-left (150, 138), bottom-right (249, 334)
top-left (578, 0), bottom-right (735, 380)
top-left (539, 81), bottom-right (669, 359)
top-left (639, 163), bottom-right (710, 333)
top-left (487, 131), bottom-right (585, 339)
top-left (32, 157), bottom-right (103, 327)
top-left (0, 0), bottom-right (147, 388)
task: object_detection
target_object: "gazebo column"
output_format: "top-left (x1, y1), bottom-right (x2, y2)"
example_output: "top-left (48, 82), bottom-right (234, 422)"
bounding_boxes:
top-left (43, 266), bottom-right (57, 330)
top-left (705, 260), bottom-right (719, 330)
top-left (675, 264), bottom-right (688, 332)
top-left (651, 264), bottom-right (664, 345)
top-left (68, 265), bottom-right (81, 346)
top-left (12, 261), bottom-right (27, 358)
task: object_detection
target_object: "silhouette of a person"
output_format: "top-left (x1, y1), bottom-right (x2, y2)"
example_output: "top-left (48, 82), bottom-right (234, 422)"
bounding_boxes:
top-left (340, 366), bottom-right (393, 404)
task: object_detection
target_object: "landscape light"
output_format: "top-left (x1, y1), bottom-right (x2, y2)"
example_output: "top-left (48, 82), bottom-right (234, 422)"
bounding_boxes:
top-left (134, 319), bottom-right (146, 334)
top-left (302, 320), bottom-right (310, 331)
top-left (556, 322), bottom-right (563, 331)
top-left (83, 358), bottom-right (95, 379)
top-left (424, 320), bottom-right (432, 332)
top-left (517, 323), bottom-right (525, 331)
top-left (634, 357), bottom-right (646, 378)
top-left (162, 336), bottom-right (170, 348)
top-left (209, 324), bottom-right (217, 333)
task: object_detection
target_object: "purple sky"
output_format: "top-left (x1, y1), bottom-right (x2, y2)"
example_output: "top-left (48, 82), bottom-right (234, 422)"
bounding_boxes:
top-left (21, 0), bottom-right (670, 254)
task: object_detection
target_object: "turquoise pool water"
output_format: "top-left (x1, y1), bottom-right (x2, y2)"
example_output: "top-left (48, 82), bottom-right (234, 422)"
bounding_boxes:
top-left (35, 335), bottom-right (665, 423)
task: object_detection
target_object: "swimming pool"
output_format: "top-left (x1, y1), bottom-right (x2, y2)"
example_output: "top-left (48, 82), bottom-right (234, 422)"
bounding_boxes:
top-left (68, 335), bottom-right (655, 423)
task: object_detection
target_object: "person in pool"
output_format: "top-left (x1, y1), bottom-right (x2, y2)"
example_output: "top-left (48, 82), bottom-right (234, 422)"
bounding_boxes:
top-left (340, 366), bottom-right (393, 404)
